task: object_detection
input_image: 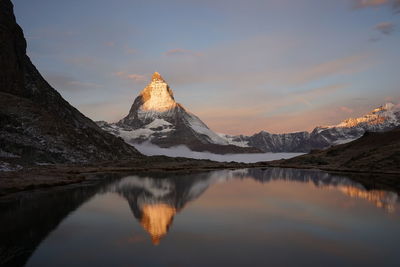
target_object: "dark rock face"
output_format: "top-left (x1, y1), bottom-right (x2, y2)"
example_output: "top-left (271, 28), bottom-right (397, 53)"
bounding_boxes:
top-left (101, 72), bottom-right (261, 154)
top-left (0, 0), bottom-right (141, 165)
top-left (246, 131), bottom-right (312, 152)
top-left (228, 104), bottom-right (400, 153)
top-left (279, 127), bottom-right (400, 174)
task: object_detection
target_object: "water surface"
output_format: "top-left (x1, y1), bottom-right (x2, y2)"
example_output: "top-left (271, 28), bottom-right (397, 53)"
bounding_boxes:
top-left (1, 168), bottom-right (399, 266)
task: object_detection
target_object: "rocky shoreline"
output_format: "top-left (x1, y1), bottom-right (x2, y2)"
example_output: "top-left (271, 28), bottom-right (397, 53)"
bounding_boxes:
top-left (1, 155), bottom-right (400, 199)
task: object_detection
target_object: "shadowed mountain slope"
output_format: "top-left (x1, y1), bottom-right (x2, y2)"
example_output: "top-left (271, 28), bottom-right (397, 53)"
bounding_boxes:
top-left (99, 72), bottom-right (260, 154)
top-left (0, 0), bottom-right (141, 166)
top-left (273, 127), bottom-right (400, 174)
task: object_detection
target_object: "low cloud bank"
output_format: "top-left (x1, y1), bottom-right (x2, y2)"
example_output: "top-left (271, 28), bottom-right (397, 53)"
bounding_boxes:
top-left (133, 142), bottom-right (304, 163)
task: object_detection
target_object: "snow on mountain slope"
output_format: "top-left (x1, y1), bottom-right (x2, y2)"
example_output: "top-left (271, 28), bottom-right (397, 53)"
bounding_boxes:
top-left (311, 102), bottom-right (400, 148)
top-left (221, 103), bottom-right (400, 153)
top-left (183, 111), bottom-right (228, 145)
top-left (218, 134), bottom-right (251, 147)
top-left (335, 103), bottom-right (398, 128)
top-left (98, 73), bottom-right (260, 154)
top-left (98, 71), bottom-right (399, 154)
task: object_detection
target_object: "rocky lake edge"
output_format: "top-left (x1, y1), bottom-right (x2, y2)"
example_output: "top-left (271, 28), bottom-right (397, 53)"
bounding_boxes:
top-left (1, 154), bottom-right (399, 200)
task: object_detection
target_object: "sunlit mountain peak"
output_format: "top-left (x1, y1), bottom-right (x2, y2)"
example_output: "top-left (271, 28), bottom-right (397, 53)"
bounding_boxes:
top-left (140, 203), bottom-right (176, 245)
top-left (151, 72), bottom-right (165, 82)
top-left (140, 72), bottom-right (176, 112)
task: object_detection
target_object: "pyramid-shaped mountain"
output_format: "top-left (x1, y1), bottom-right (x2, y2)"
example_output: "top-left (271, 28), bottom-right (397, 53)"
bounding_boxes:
top-left (99, 73), bottom-right (260, 154)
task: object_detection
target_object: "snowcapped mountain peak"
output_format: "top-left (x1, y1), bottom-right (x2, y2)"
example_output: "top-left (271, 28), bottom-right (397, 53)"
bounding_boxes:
top-left (335, 102), bottom-right (400, 129)
top-left (151, 72), bottom-right (165, 82)
top-left (371, 102), bottom-right (393, 114)
top-left (140, 72), bottom-right (176, 112)
top-left (101, 73), bottom-right (260, 154)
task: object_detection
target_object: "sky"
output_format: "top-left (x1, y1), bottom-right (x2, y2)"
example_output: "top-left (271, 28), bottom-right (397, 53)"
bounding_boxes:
top-left (12, 0), bottom-right (400, 135)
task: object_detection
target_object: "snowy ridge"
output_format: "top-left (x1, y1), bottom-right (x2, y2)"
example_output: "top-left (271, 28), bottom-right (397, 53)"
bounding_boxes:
top-left (114, 119), bottom-right (174, 144)
top-left (98, 72), bottom-right (399, 154)
top-left (236, 102), bottom-right (400, 152)
top-left (183, 111), bottom-right (229, 145)
top-left (218, 133), bottom-right (250, 147)
top-left (98, 72), bottom-right (258, 154)
top-left (327, 103), bottom-right (399, 129)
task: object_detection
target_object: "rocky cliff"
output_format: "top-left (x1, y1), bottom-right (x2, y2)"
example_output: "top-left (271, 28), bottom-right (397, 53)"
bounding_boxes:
top-left (99, 72), bottom-right (260, 154)
top-left (223, 103), bottom-right (400, 152)
top-left (0, 0), bottom-right (142, 167)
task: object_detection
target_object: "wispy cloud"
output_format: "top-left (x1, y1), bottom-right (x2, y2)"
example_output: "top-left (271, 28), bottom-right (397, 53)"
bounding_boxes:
top-left (353, 0), bottom-right (400, 12)
top-left (374, 22), bottom-right (396, 35)
top-left (340, 106), bottom-right (354, 113)
top-left (65, 56), bottom-right (97, 66)
top-left (163, 48), bottom-right (201, 57)
top-left (354, 0), bottom-right (388, 8)
top-left (196, 84), bottom-right (348, 134)
top-left (124, 46), bottom-right (137, 55)
top-left (45, 73), bottom-right (102, 92)
top-left (104, 41), bottom-right (115, 47)
top-left (368, 36), bottom-right (381, 42)
top-left (285, 55), bottom-right (367, 86)
top-left (113, 72), bottom-right (147, 82)
top-left (126, 74), bottom-right (147, 82)
top-left (68, 81), bottom-right (103, 88)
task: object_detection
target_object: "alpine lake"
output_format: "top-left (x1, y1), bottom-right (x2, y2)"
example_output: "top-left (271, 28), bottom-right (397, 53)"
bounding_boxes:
top-left (1, 168), bottom-right (399, 267)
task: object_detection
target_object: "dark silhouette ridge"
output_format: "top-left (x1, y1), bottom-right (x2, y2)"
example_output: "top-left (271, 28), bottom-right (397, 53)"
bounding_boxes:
top-left (0, 0), bottom-right (142, 166)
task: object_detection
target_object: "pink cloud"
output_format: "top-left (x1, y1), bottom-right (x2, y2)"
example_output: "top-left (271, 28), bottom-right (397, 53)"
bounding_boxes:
top-left (163, 48), bottom-right (201, 57)
top-left (200, 104), bottom-right (365, 135)
top-left (354, 0), bottom-right (388, 8)
top-left (374, 22), bottom-right (396, 35)
top-left (340, 106), bottom-right (354, 113)
top-left (113, 72), bottom-right (147, 82)
top-left (353, 0), bottom-right (400, 12)
top-left (287, 54), bottom-right (367, 86)
top-left (104, 41), bottom-right (115, 47)
top-left (126, 74), bottom-right (147, 82)
top-left (124, 46), bottom-right (137, 55)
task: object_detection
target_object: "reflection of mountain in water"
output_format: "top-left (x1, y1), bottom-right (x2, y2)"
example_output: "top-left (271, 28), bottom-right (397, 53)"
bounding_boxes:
top-left (0, 168), bottom-right (398, 265)
top-left (108, 170), bottom-right (241, 244)
top-left (248, 168), bottom-right (398, 212)
top-left (108, 169), bottom-right (398, 245)
top-left (338, 186), bottom-right (397, 213)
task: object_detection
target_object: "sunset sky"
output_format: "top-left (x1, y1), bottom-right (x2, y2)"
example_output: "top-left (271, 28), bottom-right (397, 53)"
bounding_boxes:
top-left (13, 0), bottom-right (400, 135)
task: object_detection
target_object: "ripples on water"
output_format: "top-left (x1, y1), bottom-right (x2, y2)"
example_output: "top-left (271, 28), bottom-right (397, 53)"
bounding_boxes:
top-left (0, 168), bottom-right (399, 266)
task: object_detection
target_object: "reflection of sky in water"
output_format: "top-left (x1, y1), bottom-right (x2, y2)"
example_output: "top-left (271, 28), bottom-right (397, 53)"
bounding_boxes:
top-left (24, 169), bottom-right (400, 266)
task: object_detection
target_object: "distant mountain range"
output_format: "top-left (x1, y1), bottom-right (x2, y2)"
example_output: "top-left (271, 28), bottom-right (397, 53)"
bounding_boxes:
top-left (2, 169), bottom-right (395, 266)
top-left (99, 72), bottom-right (400, 153)
top-left (222, 102), bottom-right (400, 152)
top-left (109, 169), bottom-right (397, 245)
top-left (98, 72), bottom-right (260, 154)
top-left (2, 0), bottom-right (398, 162)
top-left (273, 127), bottom-right (400, 176)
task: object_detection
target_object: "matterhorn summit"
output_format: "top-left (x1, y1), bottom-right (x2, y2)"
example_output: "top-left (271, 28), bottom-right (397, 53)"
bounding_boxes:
top-left (139, 72), bottom-right (176, 112)
top-left (98, 72), bottom-right (400, 154)
top-left (99, 73), bottom-right (260, 154)
top-left (118, 72), bottom-right (181, 127)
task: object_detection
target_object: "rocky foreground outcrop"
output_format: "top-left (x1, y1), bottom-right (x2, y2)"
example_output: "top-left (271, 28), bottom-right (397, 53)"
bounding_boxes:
top-left (0, 0), bottom-right (142, 166)
top-left (272, 127), bottom-right (400, 174)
